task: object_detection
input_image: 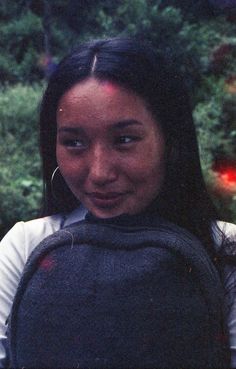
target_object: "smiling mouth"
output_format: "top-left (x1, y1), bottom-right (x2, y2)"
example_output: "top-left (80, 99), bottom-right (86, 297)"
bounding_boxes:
top-left (86, 192), bottom-right (128, 208)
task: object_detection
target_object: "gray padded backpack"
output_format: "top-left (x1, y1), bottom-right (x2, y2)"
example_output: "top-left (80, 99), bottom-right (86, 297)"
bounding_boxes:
top-left (8, 213), bottom-right (229, 368)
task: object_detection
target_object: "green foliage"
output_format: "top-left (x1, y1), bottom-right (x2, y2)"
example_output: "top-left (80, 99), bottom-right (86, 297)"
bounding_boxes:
top-left (193, 75), bottom-right (236, 220)
top-left (93, 2), bottom-right (236, 93)
top-left (0, 83), bottom-right (44, 238)
top-left (0, 4), bottom-right (79, 82)
top-left (0, 11), bottom-right (44, 82)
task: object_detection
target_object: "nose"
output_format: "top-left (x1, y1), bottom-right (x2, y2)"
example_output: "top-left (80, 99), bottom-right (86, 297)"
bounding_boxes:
top-left (88, 145), bottom-right (118, 186)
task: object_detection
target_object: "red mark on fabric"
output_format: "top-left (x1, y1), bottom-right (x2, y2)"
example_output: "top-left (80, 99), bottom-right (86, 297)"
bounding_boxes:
top-left (215, 333), bottom-right (228, 343)
top-left (39, 256), bottom-right (55, 271)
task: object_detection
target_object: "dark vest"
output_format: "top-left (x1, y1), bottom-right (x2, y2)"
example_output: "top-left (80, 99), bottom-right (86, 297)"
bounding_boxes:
top-left (8, 213), bottom-right (229, 368)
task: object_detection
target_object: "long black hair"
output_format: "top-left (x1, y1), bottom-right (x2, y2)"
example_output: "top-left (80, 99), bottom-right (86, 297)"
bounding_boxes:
top-left (39, 37), bottom-right (220, 260)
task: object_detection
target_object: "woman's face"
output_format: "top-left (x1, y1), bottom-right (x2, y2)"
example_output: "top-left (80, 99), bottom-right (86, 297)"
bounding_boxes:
top-left (56, 78), bottom-right (165, 218)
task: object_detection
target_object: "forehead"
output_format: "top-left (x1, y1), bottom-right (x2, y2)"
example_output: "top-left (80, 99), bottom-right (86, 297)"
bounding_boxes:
top-left (58, 78), bottom-right (137, 106)
top-left (56, 78), bottom-right (156, 126)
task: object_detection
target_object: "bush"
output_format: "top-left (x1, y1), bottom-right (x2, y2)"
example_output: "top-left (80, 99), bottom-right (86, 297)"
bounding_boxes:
top-left (0, 83), bottom-right (44, 239)
top-left (193, 77), bottom-right (236, 222)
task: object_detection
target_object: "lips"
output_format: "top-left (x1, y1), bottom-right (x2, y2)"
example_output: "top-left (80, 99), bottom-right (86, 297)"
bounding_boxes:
top-left (89, 192), bottom-right (124, 199)
top-left (86, 192), bottom-right (128, 208)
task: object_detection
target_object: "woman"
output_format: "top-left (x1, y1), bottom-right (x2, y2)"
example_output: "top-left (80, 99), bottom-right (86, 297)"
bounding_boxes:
top-left (1, 37), bottom-right (236, 367)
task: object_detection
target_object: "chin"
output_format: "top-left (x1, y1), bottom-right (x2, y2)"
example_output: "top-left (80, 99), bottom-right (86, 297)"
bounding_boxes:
top-left (88, 205), bottom-right (145, 219)
top-left (90, 209), bottom-right (124, 219)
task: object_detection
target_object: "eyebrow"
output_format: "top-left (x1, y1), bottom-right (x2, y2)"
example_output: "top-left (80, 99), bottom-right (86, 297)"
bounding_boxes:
top-left (57, 127), bottom-right (84, 134)
top-left (57, 119), bottom-right (143, 133)
top-left (112, 119), bottom-right (143, 130)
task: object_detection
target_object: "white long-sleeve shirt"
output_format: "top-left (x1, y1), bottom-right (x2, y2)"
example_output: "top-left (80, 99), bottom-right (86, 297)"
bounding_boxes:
top-left (0, 207), bottom-right (236, 367)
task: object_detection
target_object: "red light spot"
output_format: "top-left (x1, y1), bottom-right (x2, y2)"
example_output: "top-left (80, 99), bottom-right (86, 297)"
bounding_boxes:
top-left (217, 167), bottom-right (236, 191)
top-left (220, 168), bottom-right (236, 184)
top-left (212, 159), bottom-right (236, 192)
top-left (39, 256), bottom-right (55, 271)
top-left (100, 81), bottom-right (119, 95)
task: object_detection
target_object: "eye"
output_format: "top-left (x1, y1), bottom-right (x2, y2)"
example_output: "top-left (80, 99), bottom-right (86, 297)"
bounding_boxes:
top-left (62, 138), bottom-right (87, 149)
top-left (115, 135), bottom-right (140, 145)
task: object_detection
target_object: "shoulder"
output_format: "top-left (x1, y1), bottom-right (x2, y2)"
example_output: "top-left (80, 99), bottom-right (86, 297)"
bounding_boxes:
top-left (213, 220), bottom-right (236, 314)
top-left (0, 214), bottom-right (64, 264)
top-left (216, 221), bottom-right (236, 366)
top-left (212, 220), bottom-right (236, 251)
top-left (217, 220), bottom-right (236, 239)
top-left (0, 206), bottom-right (87, 263)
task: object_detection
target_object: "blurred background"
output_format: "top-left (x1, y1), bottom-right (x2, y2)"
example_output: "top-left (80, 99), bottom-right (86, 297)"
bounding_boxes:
top-left (0, 0), bottom-right (236, 239)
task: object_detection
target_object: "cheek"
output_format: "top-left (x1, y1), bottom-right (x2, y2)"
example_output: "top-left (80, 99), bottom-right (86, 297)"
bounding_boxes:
top-left (56, 147), bottom-right (68, 176)
top-left (56, 148), bottom-right (84, 186)
top-left (126, 156), bottom-right (165, 187)
top-left (129, 147), bottom-right (165, 192)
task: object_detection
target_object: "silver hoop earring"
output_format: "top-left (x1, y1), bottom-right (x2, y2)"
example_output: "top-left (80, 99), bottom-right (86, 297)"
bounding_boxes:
top-left (51, 166), bottom-right (60, 186)
top-left (51, 166), bottom-right (60, 200)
